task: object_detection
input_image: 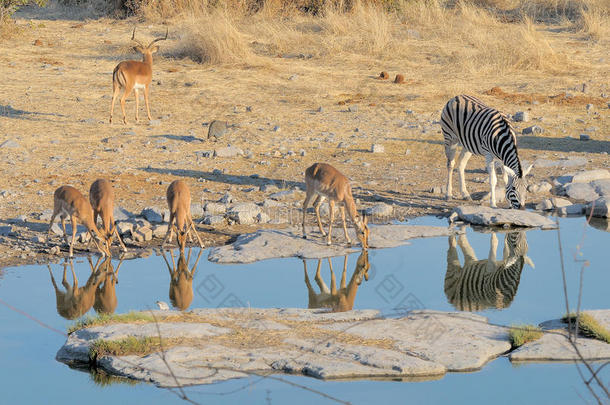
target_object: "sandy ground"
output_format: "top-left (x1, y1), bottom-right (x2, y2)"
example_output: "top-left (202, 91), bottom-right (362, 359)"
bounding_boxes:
top-left (0, 5), bottom-right (608, 269)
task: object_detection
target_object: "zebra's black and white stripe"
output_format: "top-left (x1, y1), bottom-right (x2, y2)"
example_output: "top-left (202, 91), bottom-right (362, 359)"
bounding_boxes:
top-left (444, 231), bottom-right (532, 311)
top-left (441, 95), bottom-right (531, 209)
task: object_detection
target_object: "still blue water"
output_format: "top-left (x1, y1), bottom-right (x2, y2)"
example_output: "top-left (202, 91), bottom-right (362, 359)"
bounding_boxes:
top-left (0, 216), bottom-right (608, 404)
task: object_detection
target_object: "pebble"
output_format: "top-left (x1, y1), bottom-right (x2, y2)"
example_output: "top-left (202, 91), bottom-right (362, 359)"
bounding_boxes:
top-left (371, 144), bottom-right (385, 153)
top-left (348, 105), bottom-right (359, 112)
top-left (513, 111), bottom-right (529, 122)
top-left (579, 134), bottom-right (590, 141)
top-left (522, 125), bottom-right (543, 135)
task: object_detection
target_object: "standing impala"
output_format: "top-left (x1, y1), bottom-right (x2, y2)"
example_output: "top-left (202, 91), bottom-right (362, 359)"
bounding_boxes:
top-left (302, 163), bottom-right (369, 248)
top-left (163, 180), bottom-right (204, 251)
top-left (47, 186), bottom-right (110, 257)
top-left (89, 179), bottom-right (127, 253)
top-left (110, 27), bottom-right (168, 124)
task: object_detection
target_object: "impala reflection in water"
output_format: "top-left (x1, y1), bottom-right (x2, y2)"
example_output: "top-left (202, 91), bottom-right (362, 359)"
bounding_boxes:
top-left (444, 231), bottom-right (534, 311)
top-left (303, 250), bottom-right (370, 312)
top-left (160, 248), bottom-right (203, 311)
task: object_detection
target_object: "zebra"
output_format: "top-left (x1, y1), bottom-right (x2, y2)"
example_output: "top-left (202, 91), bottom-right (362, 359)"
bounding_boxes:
top-left (440, 95), bottom-right (533, 209)
top-left (444, 231), bottom-right (534, 311)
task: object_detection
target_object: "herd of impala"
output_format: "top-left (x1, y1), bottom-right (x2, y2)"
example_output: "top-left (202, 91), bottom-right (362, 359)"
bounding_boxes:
top-left (47, 27), bottom-right (531, 258)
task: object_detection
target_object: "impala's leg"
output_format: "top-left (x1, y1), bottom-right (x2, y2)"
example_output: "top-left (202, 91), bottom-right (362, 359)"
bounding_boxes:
top-left (134, 88), bottom-right (139, 123)
top-left (188, 217), bottom-right (204, 248)
top-left (486, 155), bottom-right (498, 208)
top-left (61, 262), bottom-right (71, 290)
top-left (340, 205), bottom-right (352, 245)
top-left (89, 230), bottom-right (106, 257)
top-left (110, 82), bottom-right (120, 124)
top-left (163, 212), bottom-right (175, 245)
top-left (326, 200), bottom-right (335, 246)
top-left (69, 217), bottom-right (78, 258)
top-left (314, 260), bottom-right (329, 293)
top-left (60, 216), bottom-right (69, 246)
top-left (302, 190), bottom-right (314, 239)
top-left (313, 196), bottom-right (326, 237)
top-left (444, 140), bottom-right (458, 201)
top-left (47, 210), bottom-right (58, 243)
top-left (457, 149), bottom-right (473, 201)
top-left (340, 255), bottom-right (347, 289)
top-left (329, 258), bottom-right (337, 295)
top-left (113, 225), bottom-right (127, 252)
top-left (120, 85), bottom-right (133, 125)
top-left (144, 84), bottom-right (152, 121)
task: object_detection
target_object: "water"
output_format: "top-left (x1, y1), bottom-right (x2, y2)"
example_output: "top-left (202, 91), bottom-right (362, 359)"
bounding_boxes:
top-left (0, 216), bottom-right (608, 404)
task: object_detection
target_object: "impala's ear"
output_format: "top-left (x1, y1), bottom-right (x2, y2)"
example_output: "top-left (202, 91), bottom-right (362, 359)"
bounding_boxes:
top-left (523, 164), bottom-right (534, 176)
top-left (133, 46), bottom-right (144, 53)
top-left (150, 45), bottom-right (159, 54)
top-left (504, 167), bottom-right (516, 177)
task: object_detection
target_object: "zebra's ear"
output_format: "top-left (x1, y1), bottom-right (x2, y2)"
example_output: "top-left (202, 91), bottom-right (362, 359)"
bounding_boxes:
top-left (504, 167), bottom-right (516, 178)
top-left (523, 164), bottom-right (534, 176)
top-left (525, 255), bottom-right (535, 269)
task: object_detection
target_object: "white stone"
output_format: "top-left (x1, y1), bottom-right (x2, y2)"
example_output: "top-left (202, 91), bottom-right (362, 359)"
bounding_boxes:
top-left (453, 206), bottom-right (556, 229)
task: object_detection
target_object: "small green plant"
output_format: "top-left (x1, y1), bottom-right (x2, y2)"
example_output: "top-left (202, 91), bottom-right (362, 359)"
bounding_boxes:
top-left (89, 336), bottom-right (163, 360)
top-left (509, 324), bottom-right (543, 348)
top-left (68, 311), bottom-right (155, 334)
top-left (562, 313), bottom-right (610, 343)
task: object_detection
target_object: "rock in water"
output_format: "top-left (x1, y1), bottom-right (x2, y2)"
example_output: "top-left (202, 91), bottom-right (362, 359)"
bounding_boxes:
top-left (453, 206), bottom-right (556, 229)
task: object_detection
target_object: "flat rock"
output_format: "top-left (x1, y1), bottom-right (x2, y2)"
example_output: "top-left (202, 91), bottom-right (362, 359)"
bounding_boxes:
top-left (571, 169), bottom-right (610, 184)
top-left (202, 215), bottom-right (225, 225)
top-left (365, 203), bottom-right (393, 217)
top-left (203, 202), bottom-right (227, 215)
top-left (564, 182), bottom-right (599, 202)
top-left (510, 333), bottom-right (610, 362)
top-left (214, 146), bottom-right (243, 158)
top-left (141, 207), bottom-right (166, 223)
top-left (321, 310), bottom-right (511, 371)
top-left (113, 206), bottom-right (133, 222)
top-left (208, 225), bottom-right (452, 263)
top-left (535, 197), bottom-right (572, 211)
top-left (57, 308), bottom-right (610, 387)
top-left (453, 206), bottom-right (556, 229)
top-left (556, 203), bottom-right (586, 216)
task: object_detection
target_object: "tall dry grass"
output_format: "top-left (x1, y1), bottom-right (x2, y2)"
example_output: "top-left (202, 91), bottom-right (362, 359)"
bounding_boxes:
top-left (136, 0), bottom-right (605, 74)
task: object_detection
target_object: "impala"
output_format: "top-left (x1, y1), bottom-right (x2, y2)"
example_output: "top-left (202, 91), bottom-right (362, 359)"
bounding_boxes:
top-left (163, 180), bottom-right (204, 250)
top-left (89, 178), bottom-right (127, 253)
top-left (302, 163), bottom-right (369, 248)
top-left (47, 185), bottom-right (109, 257)
top-left (110, 27), bottom-right (168, 124)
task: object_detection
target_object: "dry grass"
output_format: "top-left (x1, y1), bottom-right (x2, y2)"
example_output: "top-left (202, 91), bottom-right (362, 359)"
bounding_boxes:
top-left (155, 0), bottom-right (581, 75)
top-left (68, 311), bottom-right (155, 334)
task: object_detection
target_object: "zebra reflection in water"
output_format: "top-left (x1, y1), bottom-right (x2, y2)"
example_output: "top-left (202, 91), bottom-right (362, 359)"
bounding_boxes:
top-left (444, 231), bottom-right (534, 311)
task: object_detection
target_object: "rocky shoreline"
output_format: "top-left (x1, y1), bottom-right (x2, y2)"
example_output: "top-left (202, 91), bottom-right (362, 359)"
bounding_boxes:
top-left (57, 308), bottom-right (610, 387)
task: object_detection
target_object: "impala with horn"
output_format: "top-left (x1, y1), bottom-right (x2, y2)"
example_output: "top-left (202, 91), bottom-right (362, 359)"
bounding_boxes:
top-left (110, 27), bottom-right (168, 124)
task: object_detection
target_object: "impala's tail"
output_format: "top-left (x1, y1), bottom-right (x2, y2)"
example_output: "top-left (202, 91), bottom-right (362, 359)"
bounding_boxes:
top-left (112, 65), bottom-right (126, 89)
